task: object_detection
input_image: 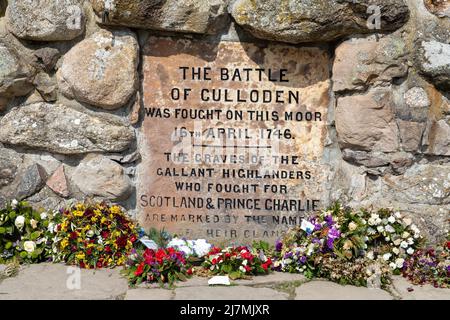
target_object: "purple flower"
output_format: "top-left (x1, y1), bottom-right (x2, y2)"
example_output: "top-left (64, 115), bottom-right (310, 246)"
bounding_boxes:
top-left (312, 238), bottom-right (321, 244)
top-left (325, 215), bottom-right (334, 226)
top-left (314, 224), bottom-right (322, 231)
top-left (299, 256), bottom-right (307, 264)
top-left (284, 252), bottom-right (293, 259)
top-left (326, 238), bottom-right (334, 250)
top-left (275, 240), bottom-right (283, 252)
top-left (328, 227), bottom-right (341, 239)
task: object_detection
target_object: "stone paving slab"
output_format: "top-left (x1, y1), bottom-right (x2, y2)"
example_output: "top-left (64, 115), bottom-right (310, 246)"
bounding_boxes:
top-left (390, 276), bottom-right (450, 300)
top-left (294, 280), bottom-right (393, 300)
top-left (234, 273), bottom-right (307, 286)
top-left (0, 263), bottom-right (128, 300)
top-left (125, 288), bottom-right (174, 300)
top-left (174, 286), bottom-right (289, 300)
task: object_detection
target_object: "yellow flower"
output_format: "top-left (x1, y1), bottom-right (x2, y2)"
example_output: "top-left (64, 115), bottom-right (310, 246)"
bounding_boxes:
top-left (100, 217), bottom-right (107, 224)
top-left (75, 204), bottom-right (85, 211)
top-left (60, 238), bottom-right (69, 249)
top-left (94, 209), bottom-right (102, 217)
top-left (91, 216), bottom-right (98, 223)
top-left (61, 221), bottom-right (68, 231)
top-left (73, 210), bottom-right (84, 217)
top-left (76, 252), bottom-right (85, 260)
top-left (110, 205), bottom-right (122, 215)
top-left (117, 256), bottom-right (126, 265)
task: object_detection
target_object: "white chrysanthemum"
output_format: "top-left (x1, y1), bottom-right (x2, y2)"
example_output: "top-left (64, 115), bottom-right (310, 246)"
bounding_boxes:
top-left (24, 241), bottom-right (36, 253)
top-left (383, 253), bottom-right (392, 261)
top-left (392, 248), bottom-right (400, 255)
top-left (388, 216), bottom-right (396, 224)
top-left (395, 258), bottom-right (405, 268)
top-left (407, 248), bottom-right (414, 255)
top-left (385, 225), bottom-right (395, 233)
top-left (40, 212), bottom-right (48, 220)
top-left (14, 215), bottom-right (25, 229)
top-left (400, 241), bottom-right (409, 249)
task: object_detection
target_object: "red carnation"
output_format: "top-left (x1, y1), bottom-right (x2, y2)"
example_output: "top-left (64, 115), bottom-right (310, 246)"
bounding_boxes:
top-left (115, 235), bottom-right (127, 248)
top-left (446, 241), bottom-right (450, 250)
top-left (212, 258), bottom-right (217, 265)
top-left (105, 246), bottom-right (112, 253)
top-left (96, 261), bottom-right (103, 268)
top-left (134, 262), bottom-right (145, 276)
top-left (187, 268), bottom-right (193, 275)
top-left (79, 261), bottom-right (85, 268)
top-left (86, 248), bottom-right (92, 255)
top-left (130, 235), bottom-right (137, 243)
top-left (101, 231), bottom-right (110, 239)
top-left (69, 231), bottom-right (78, 240)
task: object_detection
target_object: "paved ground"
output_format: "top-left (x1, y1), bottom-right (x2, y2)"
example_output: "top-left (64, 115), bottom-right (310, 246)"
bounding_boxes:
top-left (0, 263), bottom-right (448, 300)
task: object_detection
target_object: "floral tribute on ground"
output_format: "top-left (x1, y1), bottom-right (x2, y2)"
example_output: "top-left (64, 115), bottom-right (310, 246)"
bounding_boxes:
top-left (0, 199), bottom-right (448, 289)
top-left (53, 202), bottom-right (138, 269)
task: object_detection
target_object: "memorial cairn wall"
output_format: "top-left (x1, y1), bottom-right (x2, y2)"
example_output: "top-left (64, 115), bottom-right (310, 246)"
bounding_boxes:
top-left (0, 0), bottom-right (449, 244)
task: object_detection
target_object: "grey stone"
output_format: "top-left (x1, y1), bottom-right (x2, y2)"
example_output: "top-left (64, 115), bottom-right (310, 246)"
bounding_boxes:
top-left (381, 163), bottom-right (450, 205)
top-left (398, 120), bottom-right (426, 152)
top-left (391, 276), bottom-right (450, 300)
top-left (416, 40), bottom-right (450, 91)
top-left (34, 72), bottom-right (57, 102)
top-left (57, 29), bottom-right (139, 110)
top-left (404, 87), bottom-right (431, 108)
top-left (230, 0), bottom-right (410, 44)
top-left (174, 286), bottom-right (289, 300)
top-left (25, 186), bottom-right (66, 212)
top-left (0, 263), bottom-right (128, 300)
top-left (294, 280), bottom-right (393, 300)
top-left (336, 89), bottom-right (400, 152)
top-left (6, 0), bottom-right (85, 41)
top-left (0, 103), bottom-right (135, 155)
top-left (90, 0), bottom-right (230, 35)
top-left (0, 147), bottom-right (22, 188)
top-left (333, 34), bottom-right (408, 92)
top-left (71, 155), bottom-right (133, 201)
top-left (341, 150), bottom-right (414, 175)
top-left (125, 288), bottom-right (174, 300)
top-left (15, 163), bottom-right (47, 200)
top-left (0, 42), bottom-right (35, 110)
top-left (33, 48), bottom-right (61, 72)
top-left (422, 119), bottom-right (450, 156)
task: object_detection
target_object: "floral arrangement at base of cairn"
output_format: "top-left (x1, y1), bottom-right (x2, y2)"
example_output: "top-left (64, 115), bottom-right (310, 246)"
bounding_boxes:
top-left (203, 245), bottom-right (273, 280)
top-left (123, 247), bottom-right (192, 287)
top-left (0, 200), bottom-right (60, 264)
top-left (401, 237), bottom-right (450, 289)
top-left (273, 203), bottom-right (424, 287)
top-left (53, 202), bottom-right (138, 269)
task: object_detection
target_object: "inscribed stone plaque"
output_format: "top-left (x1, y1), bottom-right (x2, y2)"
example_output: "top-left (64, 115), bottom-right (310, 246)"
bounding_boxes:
top-left (138, 36), bottom-right (331, 244)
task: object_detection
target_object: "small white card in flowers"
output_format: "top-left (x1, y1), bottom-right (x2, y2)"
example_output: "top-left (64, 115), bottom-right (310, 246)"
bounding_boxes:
top-left (300, 219), bottom-right (315, 234)
top-left (139, 238), bottom-right (158, 250)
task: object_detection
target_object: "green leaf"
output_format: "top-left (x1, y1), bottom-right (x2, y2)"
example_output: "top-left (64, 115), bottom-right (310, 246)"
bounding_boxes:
top-left (0, 227), bottom-right (5, 234)
top-left (30, 231), bottom-right (41, 240)
top-left (229, 271), bottom-right (241, 280)
top-left (9, 211), bottom-right (16, 220)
